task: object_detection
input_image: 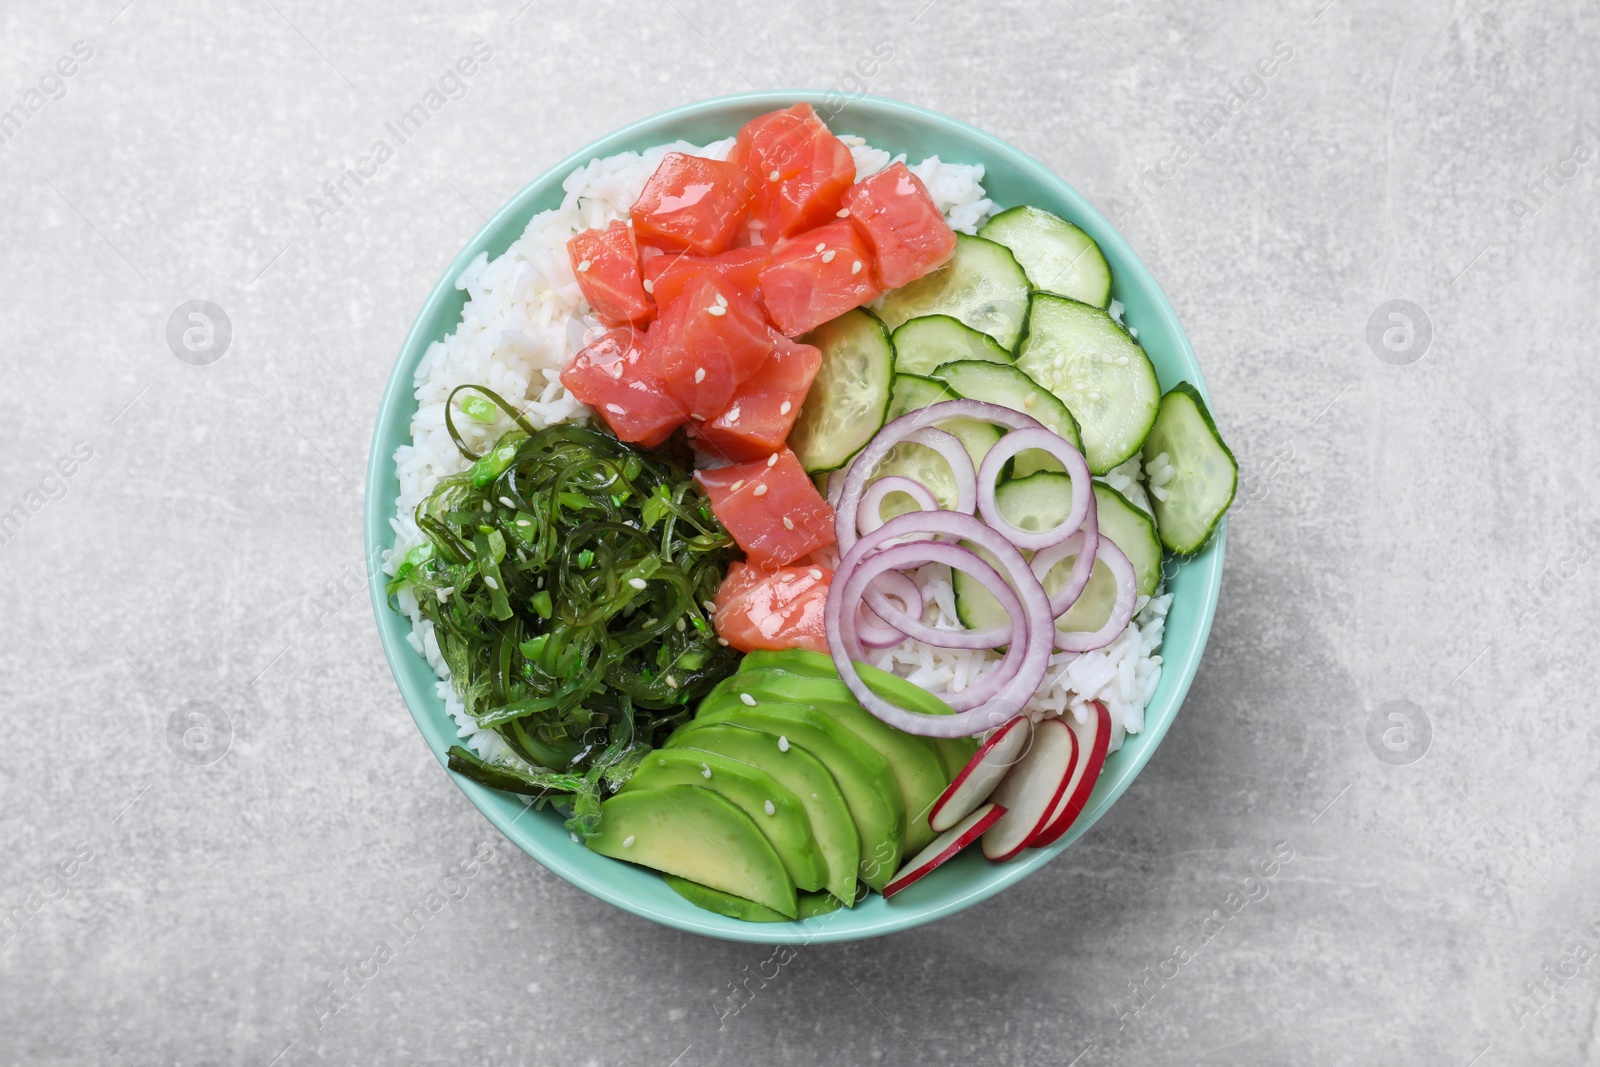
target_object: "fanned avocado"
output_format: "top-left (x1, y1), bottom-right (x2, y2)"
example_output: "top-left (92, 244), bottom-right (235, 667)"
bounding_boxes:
top-left (665, 723), bottom-right (860, 907)
top-left (587, 785), bottom-right (797, 918)
top-left (722, 670), bottom-right (949, 853)
top-left (686, 700), bottom-right (905, 892)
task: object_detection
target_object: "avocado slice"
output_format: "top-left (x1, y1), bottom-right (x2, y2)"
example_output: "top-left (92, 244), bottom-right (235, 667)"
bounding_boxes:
top-left (687, 700), bottom-right (905, 892)
top-left (722, 670), bottom-right (951, 853)
top-left (624, 749), bottom-right (828, 892)
top-left (664, 722), bottom-right (861, 906)
top-left (587, 785), bottom-right (797, 918)
top-left (736, 650), bottom-right (980, 778)
top-left (663, 876), bottom-right (848, 923)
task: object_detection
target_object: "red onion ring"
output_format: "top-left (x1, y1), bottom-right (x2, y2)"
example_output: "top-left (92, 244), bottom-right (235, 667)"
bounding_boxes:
top-left (1047, 537), bottom-right (1138, 653)
top-left (834, 400), bottom-right (1049, 554)
top-left (1026, 490), bottom-right (1098, 617)
top-left (976, 427), bottom-right (1093, 551)
top-left (857, 476), bottom-right (940, 538)
top-left (853, 570), bottom-right (922, 649)
top-left (827, 511), bottom-right (1055, 735)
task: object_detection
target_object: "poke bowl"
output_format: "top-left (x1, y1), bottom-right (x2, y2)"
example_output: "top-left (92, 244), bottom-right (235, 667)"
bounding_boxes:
top-left (366, 91), bottom-right (1231, 944)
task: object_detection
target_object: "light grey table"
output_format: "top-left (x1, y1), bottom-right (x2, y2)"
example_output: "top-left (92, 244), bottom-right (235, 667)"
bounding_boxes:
top-left (3, 1), bottom-right (1596, 1063)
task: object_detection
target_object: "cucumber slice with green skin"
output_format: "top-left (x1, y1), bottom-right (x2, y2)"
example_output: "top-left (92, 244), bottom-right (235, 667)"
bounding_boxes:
top-left (790, 308), bottom-right (894, 473)
top-left (891, 315), bottom-right (1012, 376)
top-left (952, 478), bottom-right (1163, 632)
top-left (1014, 294), bottom-right (1161, 475)
top-left (735, 649), bottom-right (978, 775)
top-left (875, 374), bottom-right (1003, 511)
top-left (979, 205), bottom-right (1112, 308)
top-left (931, 359), bottom-right (1081, 477)
top-left (877, 234), bottom-right (1032, 350)
top-left (1140, 382), bottom-right (1237, 554)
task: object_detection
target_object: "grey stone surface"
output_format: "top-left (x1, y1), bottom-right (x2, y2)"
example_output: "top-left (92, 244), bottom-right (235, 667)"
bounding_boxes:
top-left (1, 0), bottom-right (1597, 1063)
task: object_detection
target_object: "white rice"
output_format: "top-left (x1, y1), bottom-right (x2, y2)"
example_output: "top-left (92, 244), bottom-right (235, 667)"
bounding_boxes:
top-left (385, 133), bottom-right (1161, 760)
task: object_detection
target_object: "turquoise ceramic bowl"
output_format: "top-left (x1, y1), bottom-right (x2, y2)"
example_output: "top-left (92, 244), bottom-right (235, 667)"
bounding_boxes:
top-left (366, 91), bottom-right (1225, 944)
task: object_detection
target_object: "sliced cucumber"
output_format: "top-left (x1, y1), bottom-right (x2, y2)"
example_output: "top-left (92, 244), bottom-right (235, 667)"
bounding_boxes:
top-left (979, 206), bottom-right (1111, 308)
top-left (1090, 483), bottom-right (1162, 598)
top-left (791, 308), bottom-right (894, 473)
top-left (1014, 295), bottom-right (1160, 475)
top-left (876, 234), bottom-right (1031, 350)
top-left (931, 359), bottom-right (1080, 477)
top-left (951, 476), bottom-right (1162, 633)
top-left (874, 374), bottom-right (1002, 512)
top-left (891, 315), bottom-right (1012, 376)
top-left (1140, 383), bottom-right (1237, 554)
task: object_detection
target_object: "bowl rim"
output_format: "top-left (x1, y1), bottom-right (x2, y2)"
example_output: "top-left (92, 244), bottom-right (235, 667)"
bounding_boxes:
top-left (365, 89), bottom-right (1225, 943)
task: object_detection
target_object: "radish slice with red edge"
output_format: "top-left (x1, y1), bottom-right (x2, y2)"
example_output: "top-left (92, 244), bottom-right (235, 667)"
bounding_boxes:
top-left (981, 718), bottom-right (1078, 862)
top-left (883, 802), bottom-right (1006, 899)
top-left (1030, 702), bottom-right (1113, 848)
top-left (928, 715), bottom-right (1033, 832)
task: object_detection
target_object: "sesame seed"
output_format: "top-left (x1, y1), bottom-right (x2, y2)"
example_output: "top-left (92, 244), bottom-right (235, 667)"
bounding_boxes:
top-left (740, 693), bottom-right (757, 706)
top-left (675, 617), bottom-right (686, 632)
top-left (628, 577), bottom-right (647, 590)
top-left (499, 496), bottom-right (515, 507)
top-left (782, 516), bottom-right (795, 530)
top-left (666, 674), bottom-right (679, 689)
top-left (769, 169), bottom-right (780, 181)
top-left (837, 208), bottom-right (850, 218)
top-left (767, 453), bottom-right (779, 467)
top-left (610, 362), bottom-right (624, 378)
top-left (690, 413), bottom-right (705, 421)
top-left (700, 762), bottom-right (712, 778)
top-left (809, 568), bottom-right (823, 580)
top-left (779, 400), bottom-right (792, 415)
top-left (642, 278), bottom-right (654, 294)
top-left (851, 260), bottom-right (862, 275)
top-left (752, 484), bottom-right (769, 497)
top-left (1023, 391), bottom-right (1037, 409)
top-left (763, 800), bottom-right (776, 815)
top-left (821, 250), bottom-right (836, 263)
top-left (605, 403), bottom-right (626, 415)
top-left (778, 736), bottom-right (790, 752)
top-left (779, 572), bottom-right (794, 582)
top-left (577, 259), bottom-right (592, 273)
top-left (703, 599), bottom-right (717, 613)
top-left (1116, 355), bottom-right (1129, 366)
top-left (726, 407), bottom-right (741, 425)
top-left (707, 305), bottom-right (727, 317)
top-left (483, 575), bottom-right (498, 590)
top-left (622, 835), bottom-right (636, 848)
top-left (516, 519), bottom-right (531, 527)
top-left (1088, 390), bottom-right (1102, 400)
top-left (731, 479), bottom-right (745, 492)
top-left (716, 637), bottom-right (730, 646)
top-left (1053, 354), bottom-right (1065, 370)
top-left (715, 293), bottom-right (728, 308)
top-left (694, 368), bottom-right (706, 383)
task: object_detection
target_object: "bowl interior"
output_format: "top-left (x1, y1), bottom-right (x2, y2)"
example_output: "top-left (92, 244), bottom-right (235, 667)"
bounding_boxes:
top-left (365, 91), bottom-right (1224, 944)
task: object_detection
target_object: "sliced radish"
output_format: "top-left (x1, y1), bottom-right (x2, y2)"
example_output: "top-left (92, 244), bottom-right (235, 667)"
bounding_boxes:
top-left (928, 715), bottom-right (1032, 832)
top-left (981, 719), bottom-right (1078, 862)
top-left (1029, 702), bottom-right (1112, 848)
top-left (882, 802), bottom-right (1006, 898)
